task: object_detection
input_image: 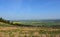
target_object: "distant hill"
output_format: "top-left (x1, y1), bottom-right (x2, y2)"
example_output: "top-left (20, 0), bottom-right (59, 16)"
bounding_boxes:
top-left (0, 17), bottom-right (60, 28)
top-left (11, 19), bottom-right (60, 22)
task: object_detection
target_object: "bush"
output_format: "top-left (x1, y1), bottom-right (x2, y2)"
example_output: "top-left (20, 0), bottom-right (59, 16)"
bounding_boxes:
top-left (0, 17), bottom-right (10, 24)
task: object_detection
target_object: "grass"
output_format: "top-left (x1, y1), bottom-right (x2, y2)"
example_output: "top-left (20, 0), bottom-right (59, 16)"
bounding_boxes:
top-left (0, 26), bottom-right (60, 37)
top-left (12, 21), bottom-right (60, 27)
top-left (0, 21), bottom-right (60, 37)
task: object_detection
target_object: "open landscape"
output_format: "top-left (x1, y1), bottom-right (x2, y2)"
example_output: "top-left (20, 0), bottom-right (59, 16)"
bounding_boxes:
top-left (0, 18), bottom-right (60, 37)
top-left (0, 0), bottom-right (60, 37)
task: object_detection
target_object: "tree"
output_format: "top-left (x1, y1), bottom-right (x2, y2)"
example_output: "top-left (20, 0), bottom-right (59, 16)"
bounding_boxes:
top-left (0, 17), bottom-right (10, 24)
top-left (0, 17), bottom-right (4, 22)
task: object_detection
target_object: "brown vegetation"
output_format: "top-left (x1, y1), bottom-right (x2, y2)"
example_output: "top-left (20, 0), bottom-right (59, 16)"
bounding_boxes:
top-left (0, 26), bottom-right (60, 37)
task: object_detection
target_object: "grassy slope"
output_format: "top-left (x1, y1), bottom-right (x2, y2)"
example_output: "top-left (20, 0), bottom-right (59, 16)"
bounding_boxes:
top-left (0, 20), bottom-right (60, 27)
top-left (0, 22), bottom-right (14, 26)
top-left (0, 21), bottom-right (60, 37)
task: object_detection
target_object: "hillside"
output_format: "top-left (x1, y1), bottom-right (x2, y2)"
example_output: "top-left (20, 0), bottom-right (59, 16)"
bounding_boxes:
top-left (0, 17), bottom-right (60, 28)
top-left (0, 18), bottom-right (60, 37)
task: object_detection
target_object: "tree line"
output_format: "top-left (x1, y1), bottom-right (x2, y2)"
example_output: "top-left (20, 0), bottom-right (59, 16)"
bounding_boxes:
top-left (0, 17), bottom-right (60, 28)
top-left (0, 17), bottom-right (10, 24)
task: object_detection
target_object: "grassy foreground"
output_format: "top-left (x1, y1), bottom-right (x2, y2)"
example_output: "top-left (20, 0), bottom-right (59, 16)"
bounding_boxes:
top-left (0, 26), bottom-right (60, 37)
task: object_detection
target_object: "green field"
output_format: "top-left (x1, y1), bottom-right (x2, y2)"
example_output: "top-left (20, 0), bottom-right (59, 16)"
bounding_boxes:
top-left (0, 18), bottom-right (60, 37)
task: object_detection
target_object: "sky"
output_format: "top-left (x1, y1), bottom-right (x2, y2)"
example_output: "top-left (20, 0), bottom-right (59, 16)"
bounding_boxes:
top-left (0, 0), bottom-right (60, 20)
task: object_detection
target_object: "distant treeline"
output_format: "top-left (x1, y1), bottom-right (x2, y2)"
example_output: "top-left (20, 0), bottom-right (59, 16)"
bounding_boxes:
top-left (0, 17), bottom-right (10, 24)
top-left (0, 17), bottom-right (60, 28)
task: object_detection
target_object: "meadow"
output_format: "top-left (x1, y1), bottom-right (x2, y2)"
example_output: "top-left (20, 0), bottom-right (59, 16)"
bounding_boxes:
top-left (0, 18), bottom-right (60, 37)
top-left (0, 26), bottom-right (60, 37)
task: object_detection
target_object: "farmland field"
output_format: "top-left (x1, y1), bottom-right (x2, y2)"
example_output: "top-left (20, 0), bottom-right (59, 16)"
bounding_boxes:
top-left (0, 20), bottom-right (60, 37)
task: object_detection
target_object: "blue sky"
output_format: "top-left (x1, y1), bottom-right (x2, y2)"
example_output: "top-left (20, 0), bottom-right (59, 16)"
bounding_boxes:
top-left (0, 0), bottom-right (60, 20)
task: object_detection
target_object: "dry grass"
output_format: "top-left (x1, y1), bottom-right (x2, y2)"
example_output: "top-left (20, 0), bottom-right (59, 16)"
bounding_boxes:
top-left (0, 26), bottom-right (60, 37)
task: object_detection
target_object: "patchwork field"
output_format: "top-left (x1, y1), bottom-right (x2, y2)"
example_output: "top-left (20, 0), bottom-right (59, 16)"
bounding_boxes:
top-left (0, 26), bottom-right (60, 37)
top-left (0, 18), bottom-right (60, 37)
